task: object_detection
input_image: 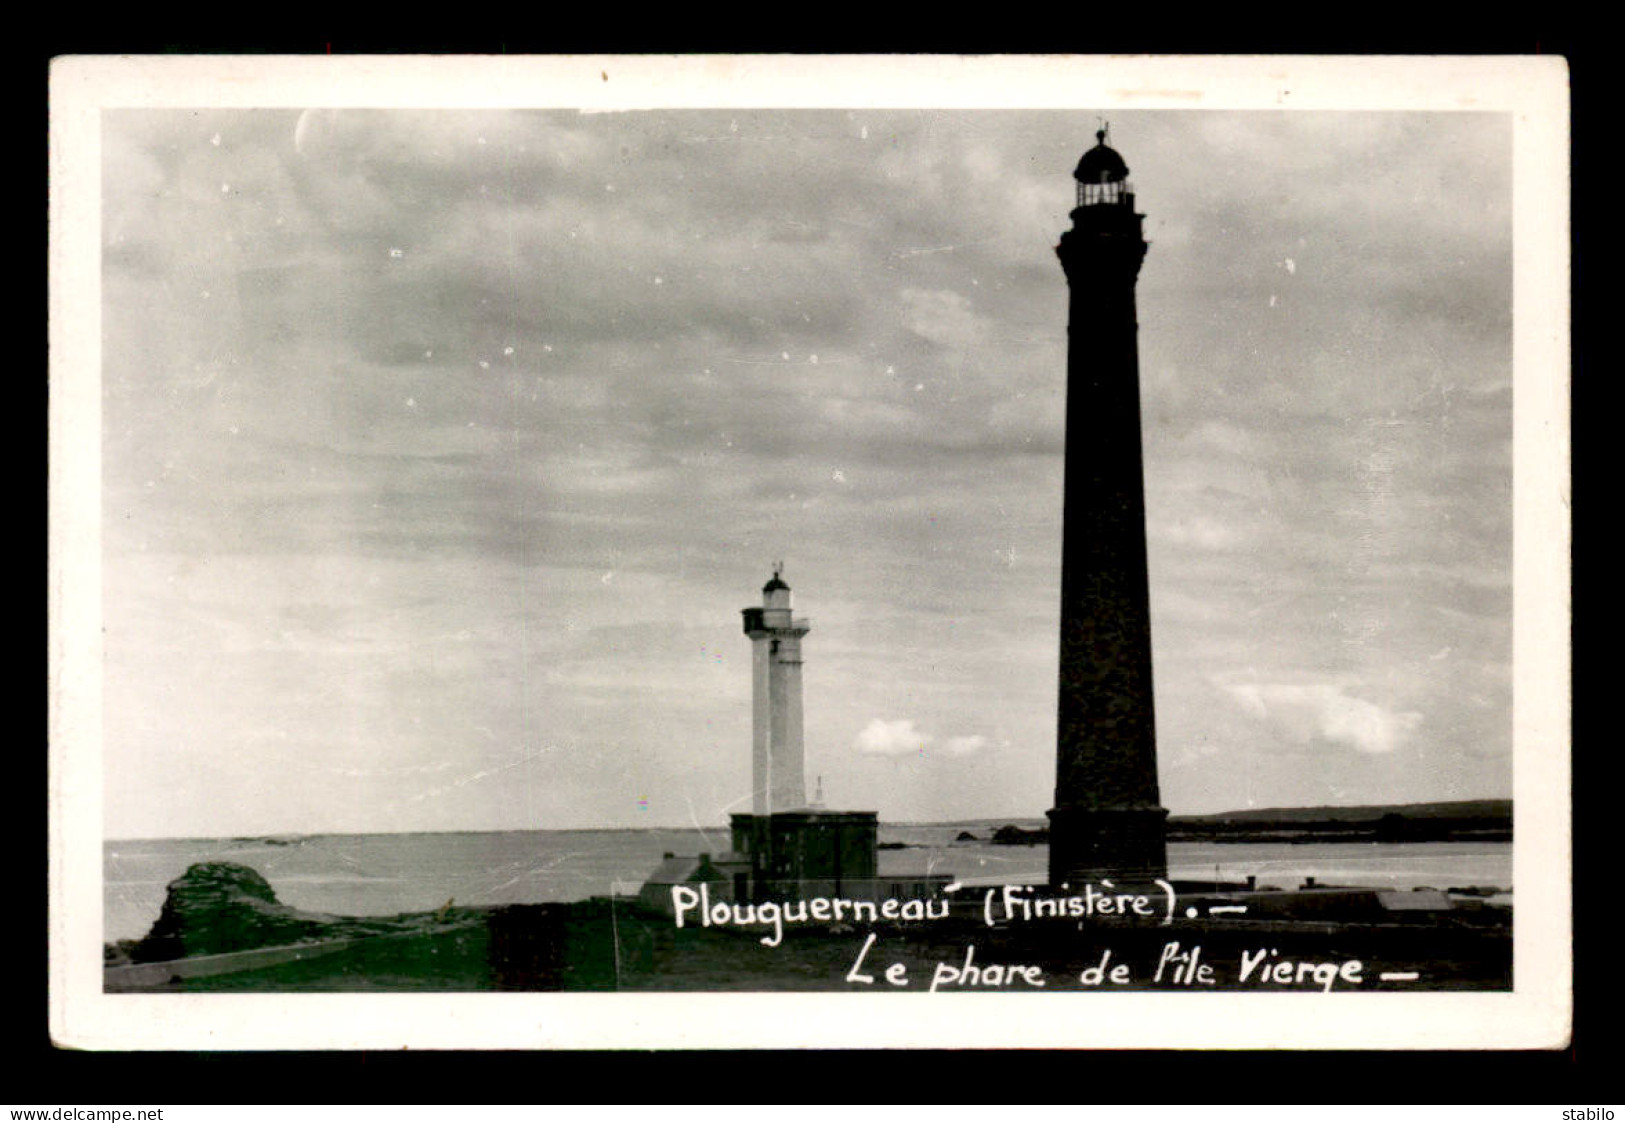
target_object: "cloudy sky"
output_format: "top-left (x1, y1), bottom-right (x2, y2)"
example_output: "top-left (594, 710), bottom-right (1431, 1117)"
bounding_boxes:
top-left (100, 106), bottom-right (1512, 839)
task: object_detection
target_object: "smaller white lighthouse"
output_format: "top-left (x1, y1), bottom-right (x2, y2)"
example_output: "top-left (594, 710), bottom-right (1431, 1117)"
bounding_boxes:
top-left (741, 566), bottom-right (810, 815)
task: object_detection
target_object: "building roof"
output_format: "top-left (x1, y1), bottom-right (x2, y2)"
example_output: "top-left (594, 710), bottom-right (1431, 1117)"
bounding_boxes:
top-left (763, 808), bottom-right (879, 822)
top-left (642, 854), bottom-right (726, 886)
top-left (1074, 131), bottom-right (1130, 184)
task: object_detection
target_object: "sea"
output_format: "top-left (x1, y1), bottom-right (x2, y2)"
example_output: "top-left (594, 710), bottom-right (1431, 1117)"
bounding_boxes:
top-left (102, 825), bottom-right (1514, 944)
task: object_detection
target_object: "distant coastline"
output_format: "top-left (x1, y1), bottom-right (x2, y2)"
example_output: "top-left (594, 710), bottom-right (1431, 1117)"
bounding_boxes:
top-left (1167, 798), bottom-right (1511, 844)
top-left (107, 798), bottom-right (1512, 846)
top-left (900, 798), bottom-right (1513, 847)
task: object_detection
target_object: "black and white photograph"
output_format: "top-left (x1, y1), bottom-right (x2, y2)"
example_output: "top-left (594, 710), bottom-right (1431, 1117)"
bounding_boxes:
top-left (49, 55), bottom-right (1570, 1050)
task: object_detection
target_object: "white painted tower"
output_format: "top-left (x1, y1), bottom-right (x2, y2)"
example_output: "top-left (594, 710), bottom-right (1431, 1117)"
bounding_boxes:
top-left (740, 567), bottom-right (810, 814)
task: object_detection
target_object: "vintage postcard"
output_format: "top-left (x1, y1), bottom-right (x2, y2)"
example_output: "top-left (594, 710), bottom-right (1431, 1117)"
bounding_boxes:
top-left (49, 55), bottom-right (1570, 1049)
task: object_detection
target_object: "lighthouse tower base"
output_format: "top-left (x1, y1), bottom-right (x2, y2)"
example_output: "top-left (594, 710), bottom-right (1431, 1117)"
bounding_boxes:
top-left (730, 810), bottom-right (878, 901)
top-left (1046, 805), bottom-right (1169, 887)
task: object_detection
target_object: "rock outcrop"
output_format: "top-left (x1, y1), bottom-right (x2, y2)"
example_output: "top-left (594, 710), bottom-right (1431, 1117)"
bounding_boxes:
top-left (130, 861), bottom-right (469, 963)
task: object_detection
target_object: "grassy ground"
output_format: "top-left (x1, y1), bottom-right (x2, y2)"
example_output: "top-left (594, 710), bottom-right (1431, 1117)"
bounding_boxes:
top-left (118, 898), bottom-right (1511, 993)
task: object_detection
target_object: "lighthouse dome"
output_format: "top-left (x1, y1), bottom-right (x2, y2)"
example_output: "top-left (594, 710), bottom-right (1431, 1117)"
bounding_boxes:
top-left (763, 573), bottom-right (790, 594)
top-left (1073, 131), bottom-right (1129, 184)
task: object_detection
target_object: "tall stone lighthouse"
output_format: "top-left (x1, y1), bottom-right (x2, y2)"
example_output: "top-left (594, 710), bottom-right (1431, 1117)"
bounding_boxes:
top-left (1047, 129), bottom-right (1169, 887)
top-left (740, 566), bottom-right (810, 814)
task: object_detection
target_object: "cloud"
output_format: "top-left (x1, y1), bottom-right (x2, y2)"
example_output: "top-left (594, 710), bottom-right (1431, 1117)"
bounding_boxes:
top-left (852, 720), bottom-right (989, 758)
top-left (1154, 514), bottom-right (1238, 550)
top-left (854, 718), bottom-right (931, 756)
top-left (1223, 683), bottom-right (1422, 755)
top-left (941, 734), bottom-right (990, 757)
top-left (898, 287), bottom-right (992, 349)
